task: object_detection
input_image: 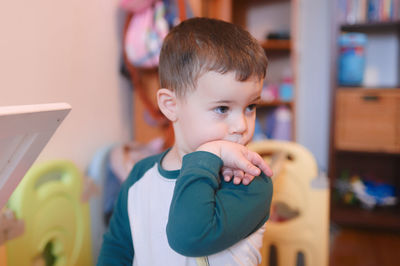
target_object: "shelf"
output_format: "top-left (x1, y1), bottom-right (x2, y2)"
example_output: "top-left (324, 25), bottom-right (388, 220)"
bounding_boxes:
top-left (331, 203), bottom-right (400, 231)
top-left (258, 100), bottom-right (293, 107)
top-left (335, 149), bottom-right (400, 156)
top-left (341, 20), bottom-right (400, 32)
top-left (330, 3), bottom-right (400, 232)
top-left (260, 39), bottom-right (291, 51)
top-left (338, 87), bottom-right (400, 92)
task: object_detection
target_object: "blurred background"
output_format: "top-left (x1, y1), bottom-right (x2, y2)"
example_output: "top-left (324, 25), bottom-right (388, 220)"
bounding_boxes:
top-left (1, 0), bottom-right (399, 265)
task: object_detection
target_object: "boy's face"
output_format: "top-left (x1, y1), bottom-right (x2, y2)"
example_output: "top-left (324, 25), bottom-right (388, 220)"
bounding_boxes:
top-left (173, 71), bottom-right (263, 155)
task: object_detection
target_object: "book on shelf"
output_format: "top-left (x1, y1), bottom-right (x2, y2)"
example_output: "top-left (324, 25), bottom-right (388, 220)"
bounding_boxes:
top-left (338, 0), bottom-right (400, 25)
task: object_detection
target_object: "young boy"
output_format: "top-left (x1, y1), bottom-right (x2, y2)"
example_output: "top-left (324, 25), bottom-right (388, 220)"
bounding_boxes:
top-left (98, 17), bottom-right (273, 265)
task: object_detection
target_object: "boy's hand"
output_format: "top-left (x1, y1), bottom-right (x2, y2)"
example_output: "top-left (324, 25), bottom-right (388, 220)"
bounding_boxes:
top-left (221, 166), bottom-right (255, 185)
top-left (196, 140), bottom-right (273, 184)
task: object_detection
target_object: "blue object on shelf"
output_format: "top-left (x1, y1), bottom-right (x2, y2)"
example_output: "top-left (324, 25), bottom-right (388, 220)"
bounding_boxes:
top-left (364, 180), bottom-right (397, 207)
top-left (279, 78), bottom-right (293, 102)
top-left (338, 33), bottom-right (367, 86)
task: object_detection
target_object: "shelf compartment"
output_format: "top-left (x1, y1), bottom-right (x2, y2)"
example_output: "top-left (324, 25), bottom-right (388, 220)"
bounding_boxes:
top-left (334, 151), bottom-right (399, 178)
top-left (331, 151), bottom-right (400, 230)
top-left (334, 89), bottom-right (400, 153)
top-left (331, 203), bottom-right (400, 231)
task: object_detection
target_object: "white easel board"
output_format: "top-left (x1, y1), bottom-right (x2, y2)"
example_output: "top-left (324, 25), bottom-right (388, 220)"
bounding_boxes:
top-left (0, 103), bottom-right (71, 209)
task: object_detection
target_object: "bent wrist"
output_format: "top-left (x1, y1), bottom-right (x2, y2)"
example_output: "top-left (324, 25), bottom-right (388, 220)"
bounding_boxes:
top-left (196, 141), bottom-right (222, 157)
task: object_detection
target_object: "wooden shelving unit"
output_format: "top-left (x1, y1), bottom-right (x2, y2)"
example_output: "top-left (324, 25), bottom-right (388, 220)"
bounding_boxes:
top-left (329, 13), bottom-right (400, 230)
top-left (231, 0), bottom-right (297, 141)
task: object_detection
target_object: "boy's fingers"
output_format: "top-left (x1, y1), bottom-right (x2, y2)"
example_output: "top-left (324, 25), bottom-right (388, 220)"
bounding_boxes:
top-left (245, 173), bottom-right (255, 182)
top-left (222, 167), bottom-right (233, 174)
top-left (233, 169), bottom-right (244, 179)
top-left (257, 161), bottom-right (273, 177)
top-left (232, 170), bottom-right (245, 185)
top-left (222, 167), bottom-right (233, 182)
top-left (233, 176), bottom-right (242, 185)
top-left (224, 175), bottom-right (232, 182)
top-left (242, 173), bottom-right (254, 185)
top-left (239, 159), bottom-right (261, 177)
top-left (233, 153), bottom-right (261, 177)
top-left (247, 152), bottom-right (273, 177)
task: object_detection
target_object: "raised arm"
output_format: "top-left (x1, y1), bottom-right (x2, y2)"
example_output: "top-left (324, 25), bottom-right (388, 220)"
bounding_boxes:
top-left (166, 149), bottom-right (273, 257)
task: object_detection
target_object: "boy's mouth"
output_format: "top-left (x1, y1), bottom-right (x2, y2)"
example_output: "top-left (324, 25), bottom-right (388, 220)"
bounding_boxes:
top-left (224, 136), bottom-right (246, 145)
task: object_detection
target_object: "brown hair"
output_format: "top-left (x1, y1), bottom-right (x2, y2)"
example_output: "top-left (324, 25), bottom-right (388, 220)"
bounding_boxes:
top-left (159, 17), bottom-right (268, 97)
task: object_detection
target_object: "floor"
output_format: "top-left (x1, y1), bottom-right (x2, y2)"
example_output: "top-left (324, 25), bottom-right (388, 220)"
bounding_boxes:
top-left (329, 225), bottom-right (400, 266)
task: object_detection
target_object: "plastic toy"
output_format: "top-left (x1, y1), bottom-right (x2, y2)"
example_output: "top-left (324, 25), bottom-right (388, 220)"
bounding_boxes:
top-left (248, 140), bottom-right (330, 266)
top-left (4, 160), bottom-right (93, 266)
top-left (350, 175), bottom-right (397, 209)
top-left (334, 171), bottom-right (397, 209)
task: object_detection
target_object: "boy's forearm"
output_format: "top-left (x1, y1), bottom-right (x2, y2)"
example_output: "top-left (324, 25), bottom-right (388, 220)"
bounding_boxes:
top-left (166, 151), bottom-right (273, 257)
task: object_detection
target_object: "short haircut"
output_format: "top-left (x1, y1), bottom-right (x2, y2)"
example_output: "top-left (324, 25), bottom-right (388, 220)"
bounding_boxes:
top-left (159, 17), bottom-right (268, 97)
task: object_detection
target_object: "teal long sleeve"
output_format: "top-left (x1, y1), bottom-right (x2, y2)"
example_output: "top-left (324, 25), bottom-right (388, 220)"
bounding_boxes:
top-left (166, 151), bottom-right (273, 257)
top-left (97, 171), bottom-right (136, 265)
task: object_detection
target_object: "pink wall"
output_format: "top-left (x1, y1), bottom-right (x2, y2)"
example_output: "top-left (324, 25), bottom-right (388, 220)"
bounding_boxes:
top-left (0, 0), bottom-right (132, 170)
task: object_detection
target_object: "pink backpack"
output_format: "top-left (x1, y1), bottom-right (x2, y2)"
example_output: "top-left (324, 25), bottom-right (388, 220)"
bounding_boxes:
top-left (123, 1), bottom-right (169, 68)
top-left (120, 0), bottom-right (157, 13)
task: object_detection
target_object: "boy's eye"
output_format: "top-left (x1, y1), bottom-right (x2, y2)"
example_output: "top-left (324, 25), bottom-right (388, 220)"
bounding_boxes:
top-left (214, 106), bottom-right (229, 114)
top-left (246, 104), bottom-right (257, 112)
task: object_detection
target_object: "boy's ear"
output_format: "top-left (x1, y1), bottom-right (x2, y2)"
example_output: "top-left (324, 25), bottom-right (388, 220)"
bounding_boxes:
top-left (157, 88), bottom-right (178, 122)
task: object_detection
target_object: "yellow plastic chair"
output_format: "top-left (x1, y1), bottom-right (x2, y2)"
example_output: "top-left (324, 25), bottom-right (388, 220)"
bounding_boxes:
top-left (4, 160), bottom-right (93, 266)
top-left (248, 140), bottom-right (330, 266)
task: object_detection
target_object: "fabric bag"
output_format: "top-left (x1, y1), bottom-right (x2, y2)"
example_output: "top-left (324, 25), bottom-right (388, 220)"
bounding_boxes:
top-left (120, 0), bottom-right (158, 13)
top-left (124, 1), bottom-right (169, 68)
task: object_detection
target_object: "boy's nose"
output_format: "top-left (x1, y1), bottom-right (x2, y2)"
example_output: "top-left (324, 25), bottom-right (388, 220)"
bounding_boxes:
top-left (229, 114), bottom-right (247, 135)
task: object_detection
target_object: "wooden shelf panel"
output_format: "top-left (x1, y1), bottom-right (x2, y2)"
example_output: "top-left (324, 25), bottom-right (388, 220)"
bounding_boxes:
top-left (335, 149), bottom-right (400, 156)
top-left (338, 87), bottom-right (400, 91)
top-left (260, 39), bottom-right (291, 51)
top-left (341, 20), bottom-right (400, 32)
top-left (331, 204), bottom-right (400, 231)
top-left (258, 100), bottom-right (293, 107)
